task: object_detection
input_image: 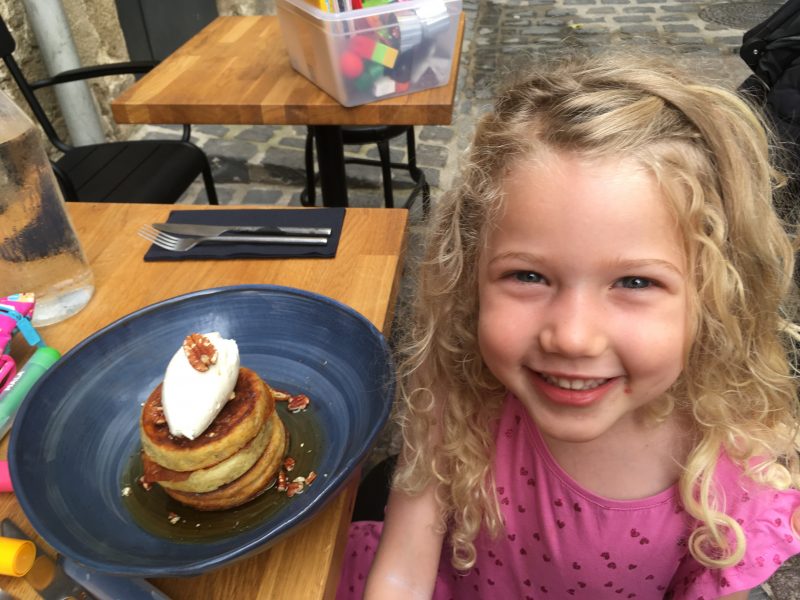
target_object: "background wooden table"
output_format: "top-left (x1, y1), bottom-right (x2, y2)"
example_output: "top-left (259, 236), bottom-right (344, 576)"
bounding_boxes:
top-left (0, 203), bottom-right (408, 600)
top-left (111, 15), bottom-right (463, 126)
top-left (111, 15), bottom-right (465, 206)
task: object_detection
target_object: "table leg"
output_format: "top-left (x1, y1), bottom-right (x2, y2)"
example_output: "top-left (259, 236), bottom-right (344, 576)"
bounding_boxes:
top-left (313, 125), bottom-right (348, 208)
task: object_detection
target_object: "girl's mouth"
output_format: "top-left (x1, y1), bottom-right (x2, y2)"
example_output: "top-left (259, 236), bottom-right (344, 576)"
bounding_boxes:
top-left (532, 371), bottom-right (618, 407)
top-left (539, 373), bottom-right (609, 391)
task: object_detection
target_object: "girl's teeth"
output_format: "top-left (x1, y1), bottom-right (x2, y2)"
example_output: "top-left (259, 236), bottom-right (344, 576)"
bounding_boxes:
top-left (542, 374), bottom-right (607, 390)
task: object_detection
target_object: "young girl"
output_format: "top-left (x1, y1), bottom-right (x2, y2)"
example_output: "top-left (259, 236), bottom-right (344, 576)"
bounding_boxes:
top-left (338, 52), bottom-right (800, 599)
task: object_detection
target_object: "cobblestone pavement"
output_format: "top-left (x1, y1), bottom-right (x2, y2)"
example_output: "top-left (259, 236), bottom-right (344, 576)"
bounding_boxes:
top-left (138, 0), bottom-right (761, 209)
top-left (136, 1), bottom-right (799, 596)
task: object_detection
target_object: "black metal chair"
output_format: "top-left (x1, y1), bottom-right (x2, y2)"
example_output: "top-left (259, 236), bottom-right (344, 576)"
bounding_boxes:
top-left (0, 15), bottom-right (218, 205)
top-left (301, 125), bottom-right (430, 214)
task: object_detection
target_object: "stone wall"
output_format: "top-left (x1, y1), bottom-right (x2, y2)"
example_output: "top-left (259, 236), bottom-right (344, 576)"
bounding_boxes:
top-left (0, 0), bottom-right (271, 146)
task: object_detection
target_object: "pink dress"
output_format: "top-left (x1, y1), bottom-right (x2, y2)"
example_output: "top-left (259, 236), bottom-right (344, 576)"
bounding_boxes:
top-left (338, 395), bottom-right (800, 599)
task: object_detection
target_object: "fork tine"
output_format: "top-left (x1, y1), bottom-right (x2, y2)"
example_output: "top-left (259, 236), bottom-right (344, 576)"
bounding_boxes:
top-left (153, 234), bottom-right (182, 250)
top-left (137, 225), bottom-right (160, 242)
top-left (138, 224), bottom-right (160, 236)
top-left (138, 225), bottom-right (182, 244)
top-left (153, 230), bottom-right (182, 243)
top-left (137, 225), bottom-right (183, 251)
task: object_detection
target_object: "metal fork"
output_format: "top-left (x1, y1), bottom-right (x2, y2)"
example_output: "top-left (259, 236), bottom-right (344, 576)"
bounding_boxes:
top-left (137, 224), bottom-right (328, 251)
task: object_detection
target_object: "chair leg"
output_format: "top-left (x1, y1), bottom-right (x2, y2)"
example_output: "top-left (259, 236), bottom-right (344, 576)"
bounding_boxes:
top-left (406, 127), bottom-right (423, 184)
top-left (300, 127), bottom-right (316, 207)
top-left (405, 126), bottom-right (431, 216)
top-left (201, 160), bottom-right (219, 205)
top-left (377, 139), bottom-right (394, 209)
top-left (316, 125), bottom-right (428, 211)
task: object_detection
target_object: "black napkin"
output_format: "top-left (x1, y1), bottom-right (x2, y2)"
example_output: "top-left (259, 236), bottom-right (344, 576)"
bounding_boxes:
top-left (143, 208), bottom-right (345, 261)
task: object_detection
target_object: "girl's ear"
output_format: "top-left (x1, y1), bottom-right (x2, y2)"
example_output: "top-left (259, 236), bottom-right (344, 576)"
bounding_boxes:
top-left (792, 506), bottom-right (800, 537)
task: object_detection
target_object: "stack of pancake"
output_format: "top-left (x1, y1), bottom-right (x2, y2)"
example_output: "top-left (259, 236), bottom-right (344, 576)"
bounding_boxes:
top-left (139, 367), bottom-right (288, 511)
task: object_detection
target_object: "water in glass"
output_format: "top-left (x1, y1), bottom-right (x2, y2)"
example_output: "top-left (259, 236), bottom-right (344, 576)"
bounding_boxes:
top-left (0, 90), bottom-right (94, 326)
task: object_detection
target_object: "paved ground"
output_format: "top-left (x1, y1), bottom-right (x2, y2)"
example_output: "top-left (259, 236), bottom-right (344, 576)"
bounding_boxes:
top-left (138, 0), bottom-right (765, 209)
top-left (135, 0), bottom-right (799, 596)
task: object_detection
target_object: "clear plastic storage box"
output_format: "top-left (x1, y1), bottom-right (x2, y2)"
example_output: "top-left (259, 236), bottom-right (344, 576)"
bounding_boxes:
top-left (276, 0), bottom-right (462, 107)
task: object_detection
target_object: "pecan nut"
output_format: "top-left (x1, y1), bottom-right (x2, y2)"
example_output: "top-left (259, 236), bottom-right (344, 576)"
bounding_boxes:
top-left (277, 469), bottom-right (288, 493)
top-left (182, 333), bottom-right (218, 372)
top-left (287, 394), bottom-right (310, 413)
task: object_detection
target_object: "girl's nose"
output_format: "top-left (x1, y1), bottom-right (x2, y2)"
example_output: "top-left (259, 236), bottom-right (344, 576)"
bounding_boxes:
top-left (538, 291), bottom-right (607, 358)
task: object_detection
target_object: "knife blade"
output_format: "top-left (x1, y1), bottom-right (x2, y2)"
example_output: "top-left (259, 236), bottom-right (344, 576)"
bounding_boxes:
top-left (152, 223), bottom-right (332, 237)
top-left (59, 556), bottom-right (172, 600)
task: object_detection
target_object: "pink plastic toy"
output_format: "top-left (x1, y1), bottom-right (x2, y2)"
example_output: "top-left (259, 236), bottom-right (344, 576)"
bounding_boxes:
top-left (0, 461), bottom-right (11, 492)
top-left (0, 293), bottom-right (37, 394)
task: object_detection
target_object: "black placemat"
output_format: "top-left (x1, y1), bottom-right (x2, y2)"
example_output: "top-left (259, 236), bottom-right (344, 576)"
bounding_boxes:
top-left (143, 208), bottom-right (345, 261)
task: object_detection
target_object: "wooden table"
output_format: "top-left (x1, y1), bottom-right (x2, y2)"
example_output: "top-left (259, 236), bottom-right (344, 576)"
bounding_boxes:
top-left (111, 15), bottom-right (465, 207)
top-left (0, 203), bottom-right (408, 600)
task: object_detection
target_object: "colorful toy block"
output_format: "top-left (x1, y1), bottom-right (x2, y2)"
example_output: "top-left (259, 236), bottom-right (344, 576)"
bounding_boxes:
top-left (349, 35), bottom-right (398, 69)
top-left (353, 62), bottom-right (386, 92)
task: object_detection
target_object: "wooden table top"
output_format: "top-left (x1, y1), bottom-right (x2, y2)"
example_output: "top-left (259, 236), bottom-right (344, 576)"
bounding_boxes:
top-left (111, 14), bottom-right (465, 126)
top-left (0, 203), bottom-right (408, 600)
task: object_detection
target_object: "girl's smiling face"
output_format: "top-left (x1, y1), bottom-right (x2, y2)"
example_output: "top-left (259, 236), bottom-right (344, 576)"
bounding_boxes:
top-left (477, 151), bottom-right (691, 445)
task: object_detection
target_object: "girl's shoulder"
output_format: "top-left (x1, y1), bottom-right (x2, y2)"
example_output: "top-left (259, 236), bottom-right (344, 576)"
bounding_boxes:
top-left (711, 450), bottom-right (800, 522)
top-left (670, 451), bottom-right (800, 598)
top-left (708, 448), bottom-right (800, 513)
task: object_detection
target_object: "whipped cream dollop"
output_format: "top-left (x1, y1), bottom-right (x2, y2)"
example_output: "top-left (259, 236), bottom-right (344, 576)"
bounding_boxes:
top-left (161, 332), bottom-right (240, 440)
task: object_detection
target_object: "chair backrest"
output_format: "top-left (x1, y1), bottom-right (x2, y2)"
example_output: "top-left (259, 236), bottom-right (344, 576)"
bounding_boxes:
top-left (0, 13), bottom-right (70, 152)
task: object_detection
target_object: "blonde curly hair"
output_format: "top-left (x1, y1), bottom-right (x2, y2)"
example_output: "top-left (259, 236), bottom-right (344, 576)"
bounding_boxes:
top-left (392, 51), bottom-right (800, 571)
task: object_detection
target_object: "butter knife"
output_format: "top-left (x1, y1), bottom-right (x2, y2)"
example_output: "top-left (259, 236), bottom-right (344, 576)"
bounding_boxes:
top-left (152, 223), bottom-right (332, 237)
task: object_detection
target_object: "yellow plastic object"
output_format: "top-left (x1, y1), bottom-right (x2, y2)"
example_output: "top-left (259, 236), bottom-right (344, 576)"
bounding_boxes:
top-left (0, 535), bottom-right (35, 576)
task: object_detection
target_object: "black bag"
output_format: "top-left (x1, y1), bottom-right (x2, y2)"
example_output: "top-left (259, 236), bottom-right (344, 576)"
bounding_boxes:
top-left (740, 0), bottom-right (800, 94)
top-left (739, 0), bottom-right (800, 215)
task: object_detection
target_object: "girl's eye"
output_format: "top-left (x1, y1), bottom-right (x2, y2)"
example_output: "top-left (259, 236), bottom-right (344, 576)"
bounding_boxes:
top-left (513, 271), bottom-right (544, 284)
top-left (617, 276), bottom-right (653, 289)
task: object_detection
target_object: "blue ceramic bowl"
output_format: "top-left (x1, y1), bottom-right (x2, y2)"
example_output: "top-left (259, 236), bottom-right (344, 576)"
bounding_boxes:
top-left (10, 285), bottom-right (394, 577)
